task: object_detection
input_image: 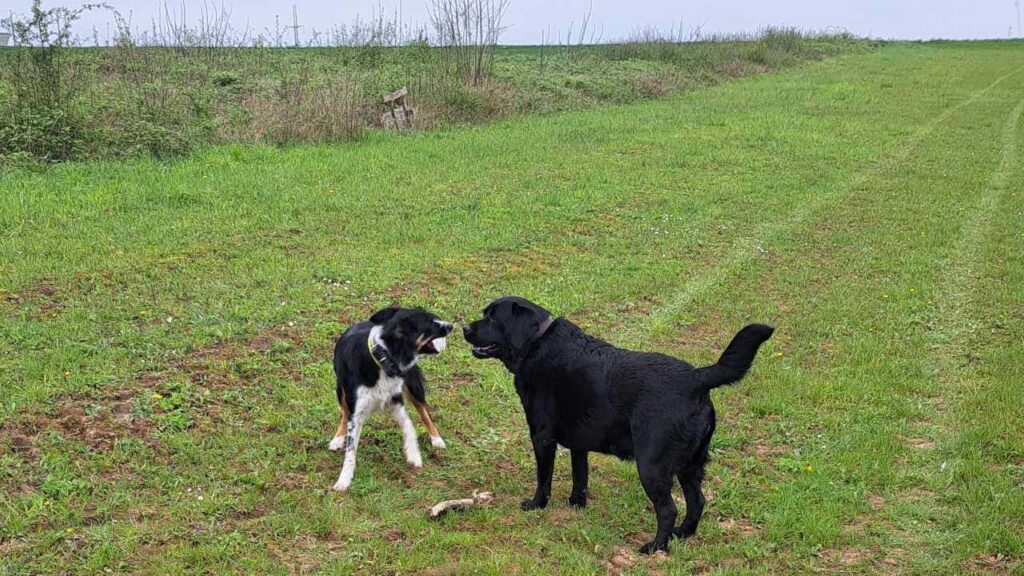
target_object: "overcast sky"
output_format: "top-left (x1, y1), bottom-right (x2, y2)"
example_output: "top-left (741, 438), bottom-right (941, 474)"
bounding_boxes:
top-left (6, 0), bottom-right (1023, 45)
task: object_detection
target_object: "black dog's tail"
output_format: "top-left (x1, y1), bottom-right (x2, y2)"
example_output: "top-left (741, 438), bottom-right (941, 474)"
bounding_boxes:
top-left (694, 324), bottom-right (774, 391)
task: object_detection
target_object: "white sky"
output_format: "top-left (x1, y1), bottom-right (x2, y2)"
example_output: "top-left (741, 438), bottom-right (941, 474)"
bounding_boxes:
top-left (5, 0), bottom-right (1023, 45)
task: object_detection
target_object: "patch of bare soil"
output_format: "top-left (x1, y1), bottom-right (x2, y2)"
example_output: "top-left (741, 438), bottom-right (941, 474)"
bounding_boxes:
top-left (816, 547), bottom-right (871, 570)
top-left (410, 567), bottom-right (457, 576)
top-left (142, 324), bottom-right (311, 406)
top-left (717, 516), bottom-right (761, 540)
top-left (605, 546), bottom-right (638, 574)
top-left (752, 441), bottom-right (788, 457)
top-left (1, 388), bottom-right (157, 454)
top-left (962, 554), bottom-right (1021, 574)
top-left (3, 279), bottom-right (67, 318)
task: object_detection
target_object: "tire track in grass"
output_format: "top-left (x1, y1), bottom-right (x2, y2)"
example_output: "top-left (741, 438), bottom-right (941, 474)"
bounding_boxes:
top-left (647, 66), bottom-right (1023, 336)
top-left (661, 79), bottom-right (1024, 573)
top-left (919, 97), bottom-right (1024, 565)
top-left (928, 97), bottom-right (1023, 380)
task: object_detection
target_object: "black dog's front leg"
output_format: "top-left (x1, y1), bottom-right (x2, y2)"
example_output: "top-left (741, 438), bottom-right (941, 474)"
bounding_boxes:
top-left (568, 449), bottom-right (588, 508)
top-left (521, 435), bottom-right (556, 511)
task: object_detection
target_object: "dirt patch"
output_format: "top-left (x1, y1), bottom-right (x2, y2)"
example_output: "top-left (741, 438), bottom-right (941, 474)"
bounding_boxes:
top-left (411, 568), bottom-right (458, 576)
top-left (56, 400), bottom-right (153, 450)
top-left (277, 473), bottom-right (314, 490)
top-left (495, 459), bottom-right (518, 474)
top-left (449, 372), bottom-right (476, 385)
top-left (819, 548), bottom-right (869, 567)
top-left (8, 434), bottom-right (35, 453)
top-left (33, 281), bottom-right (63, 312)
top-left (227, 503), bottom-right (269, 523)
top-left (4, 279), bottom-right (66, 318)
top-left (961, 554), bottom-right (1020, 574)
top-left (547, 508), bottom-right (578, 528)
top-left (867, 494), bottom-right (885, 511)
top-left (752, 442), bottom-right (788, 457)
top-left (907, 438), bottom-right (936, 449)
top-left (605, 546), bottom-right (638, 574)
top-left (142, 324), bottom-right (312, 400)
top-left (623, 532), bottom-right (651, 548)
top-left (1, 389), bottom-right (157, 454)
top-left (717, 516), bottom-right (761, 539)
top-left (248, 328), bottom-right (305, 355)
top-left (264, 533), bottom-right (324, 575)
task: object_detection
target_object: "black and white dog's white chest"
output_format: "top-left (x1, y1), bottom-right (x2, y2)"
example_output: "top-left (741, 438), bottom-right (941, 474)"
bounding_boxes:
top-left (357, 372), bottom-right (407, 413)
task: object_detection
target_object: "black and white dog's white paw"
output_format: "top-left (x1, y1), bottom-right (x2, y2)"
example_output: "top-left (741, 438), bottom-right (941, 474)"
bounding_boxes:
top-left (328, 436), bottom-right (346, 452)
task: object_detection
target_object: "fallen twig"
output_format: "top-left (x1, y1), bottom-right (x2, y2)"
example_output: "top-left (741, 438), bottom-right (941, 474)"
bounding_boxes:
top-left (427, 491), bottom-right (494, 519)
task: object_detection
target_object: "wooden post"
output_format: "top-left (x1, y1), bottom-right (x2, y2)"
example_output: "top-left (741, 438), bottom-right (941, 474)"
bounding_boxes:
top-left (383, 86), bottom-right (411, 131)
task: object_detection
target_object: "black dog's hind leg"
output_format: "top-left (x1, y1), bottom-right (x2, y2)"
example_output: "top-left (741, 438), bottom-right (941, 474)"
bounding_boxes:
top-left (674, 467), bottom-right (706, 539)
top-left (636, 462), bottom-right (677, 554)
top-left (521, 436), bottom-right (556, 511)
top-left (568, 449), bottom-right (589, 508)
top-left (675, 420), bottom-right (713, 538)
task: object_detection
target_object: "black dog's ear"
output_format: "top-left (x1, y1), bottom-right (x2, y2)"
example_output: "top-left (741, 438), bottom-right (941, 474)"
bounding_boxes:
top-left (370, 307), bottom-right (400, 324)
top-left (506, 301), bottom-right (541, 353)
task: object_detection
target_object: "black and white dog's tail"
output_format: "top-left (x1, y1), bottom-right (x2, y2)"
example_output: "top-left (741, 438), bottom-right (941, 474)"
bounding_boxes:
top-left (694, 324), bottom-right (774, 391)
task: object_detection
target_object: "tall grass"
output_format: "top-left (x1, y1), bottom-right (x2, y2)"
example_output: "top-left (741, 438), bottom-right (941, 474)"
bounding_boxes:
top-left (0, 2), bottom-right (870, 166)
top-left (600, 26), bottom-right (861, 70)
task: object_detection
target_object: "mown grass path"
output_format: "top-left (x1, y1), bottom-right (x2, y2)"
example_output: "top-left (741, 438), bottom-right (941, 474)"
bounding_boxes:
top-left (2, 42), bottom-right (1023, 574)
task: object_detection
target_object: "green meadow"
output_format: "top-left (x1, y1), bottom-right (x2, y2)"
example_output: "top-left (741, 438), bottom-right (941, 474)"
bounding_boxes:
top-left (2, 41), bottom-right (1023, 574)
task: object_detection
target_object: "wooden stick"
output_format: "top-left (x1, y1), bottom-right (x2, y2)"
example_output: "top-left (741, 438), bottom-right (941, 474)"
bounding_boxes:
top-left (427, 491), bottom-right (494, 519)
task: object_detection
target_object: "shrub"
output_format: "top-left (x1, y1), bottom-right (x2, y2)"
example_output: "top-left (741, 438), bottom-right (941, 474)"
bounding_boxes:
top-left (0, 103), bottom-right (82, 162)
top-left (0, 1), bottom-right (108, 162)
top-left (212, 71), bottom-right (241, 87)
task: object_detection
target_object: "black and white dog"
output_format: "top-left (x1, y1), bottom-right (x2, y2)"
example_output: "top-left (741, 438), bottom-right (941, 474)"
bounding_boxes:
top-left (330, 307), bottom-right (453, 492)
top-left (463, 296), bottom-right (773, 553)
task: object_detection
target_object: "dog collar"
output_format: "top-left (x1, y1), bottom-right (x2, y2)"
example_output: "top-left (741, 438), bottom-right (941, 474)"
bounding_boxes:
top-left (368, 335), bottom-right (402, 377)
top-left (534, 317), bottom-right (555, 341)
top-left (509, 317), bottom-right (556, 373)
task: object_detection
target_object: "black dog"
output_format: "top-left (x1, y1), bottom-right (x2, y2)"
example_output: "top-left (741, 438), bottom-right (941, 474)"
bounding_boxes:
top-left (463, 296), bottom-right (773, 553)
top-left (330, 307), bottom-right (452, 492)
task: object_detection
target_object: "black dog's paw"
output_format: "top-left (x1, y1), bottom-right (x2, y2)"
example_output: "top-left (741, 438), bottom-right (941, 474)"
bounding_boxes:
top-left (673, 523), bottom-right (698, 540)
top-left (639, 539), bottom-right (669, 555)
top-left (520, 498), bottom-right (548, 511)
top-left (568, 492), bottom-right (587, 509)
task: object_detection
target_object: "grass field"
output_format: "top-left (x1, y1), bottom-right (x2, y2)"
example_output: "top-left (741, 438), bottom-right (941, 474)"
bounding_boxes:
top-left (2, 41), bottom-right (1024, 574)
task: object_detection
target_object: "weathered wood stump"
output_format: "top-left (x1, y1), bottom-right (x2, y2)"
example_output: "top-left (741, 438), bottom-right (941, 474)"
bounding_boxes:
top-left (381, 86), bottom-right (413, 131)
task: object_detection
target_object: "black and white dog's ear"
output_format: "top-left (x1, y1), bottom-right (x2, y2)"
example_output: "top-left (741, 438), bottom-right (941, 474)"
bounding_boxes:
top-left (506, 301), bottom-right (541, 353)
top-left (370, 307), bottom-right (401, 324)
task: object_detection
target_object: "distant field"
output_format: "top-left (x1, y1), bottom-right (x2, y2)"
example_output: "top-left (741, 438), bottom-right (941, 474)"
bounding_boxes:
top-left (0, 30), bottom-right (867, 162)
top-left (2, 41), bottom-right (1023, 574)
